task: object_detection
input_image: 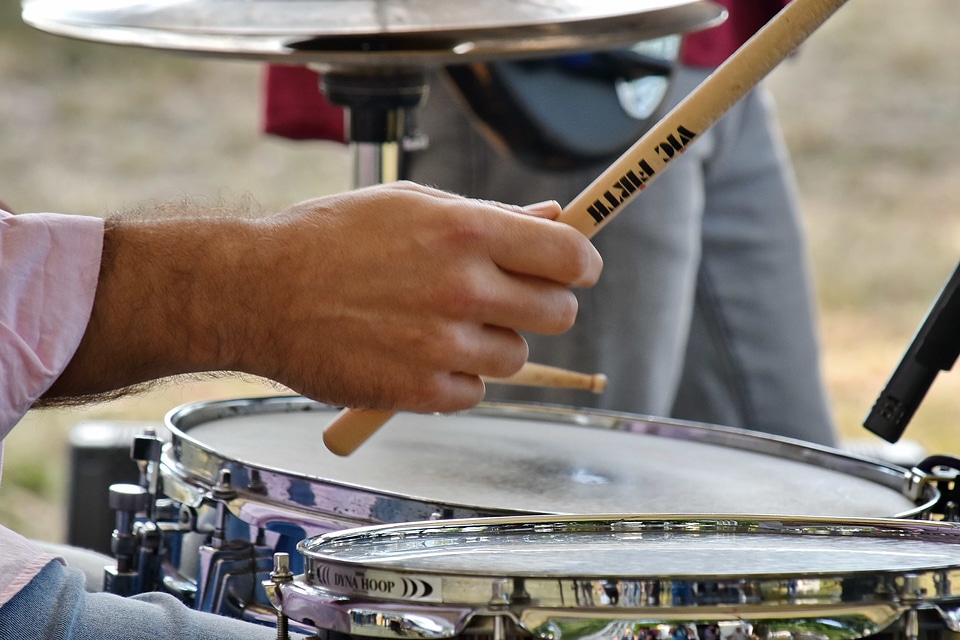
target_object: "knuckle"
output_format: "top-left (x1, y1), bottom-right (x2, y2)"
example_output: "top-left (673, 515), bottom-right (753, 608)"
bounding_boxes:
top-left (425, 324), bottom-right (473, 362)
top-left (444, 214), bottom-right (486, 248)
top-left (407, 375), bottom-right (446, 409)
top-left (544, 292), bottom-right (580, 334)
top-left (434, 272), bottom-right (490, 320)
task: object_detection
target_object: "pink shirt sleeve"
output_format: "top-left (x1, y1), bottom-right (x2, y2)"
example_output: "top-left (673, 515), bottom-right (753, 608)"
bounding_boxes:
top-left (0, 210), bottom-right (104, 437)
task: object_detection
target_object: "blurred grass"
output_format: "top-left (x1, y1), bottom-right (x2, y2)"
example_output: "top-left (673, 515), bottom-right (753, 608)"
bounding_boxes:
top-left (1, 0), bottom-right (959, 541)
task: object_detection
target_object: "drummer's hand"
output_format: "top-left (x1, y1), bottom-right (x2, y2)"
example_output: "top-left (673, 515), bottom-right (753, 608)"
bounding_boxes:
top-left (251, 182), bottom-right (601, 412)
top-left (42, 182), bottom-right (601, 414)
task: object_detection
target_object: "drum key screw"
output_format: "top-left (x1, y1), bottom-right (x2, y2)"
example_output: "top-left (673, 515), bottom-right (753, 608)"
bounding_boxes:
top-left (266, 552), bottom-right (295, 640)
top-left (944, 501), bottom-right (959, 522)
top-left (131, 428), bottom-right (164, 521)
top-left (212, 468), bottom-right (236, 499)
top-left (211, 469), bottom-right (237, 548)
top-left (899, 573), bottom-right (925, 602)
top-left (490, 578), bottom-right (511, 606)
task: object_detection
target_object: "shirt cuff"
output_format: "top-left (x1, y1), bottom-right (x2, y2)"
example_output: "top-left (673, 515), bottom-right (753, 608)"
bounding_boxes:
top-left (0, 212), bottom-right (105, 437)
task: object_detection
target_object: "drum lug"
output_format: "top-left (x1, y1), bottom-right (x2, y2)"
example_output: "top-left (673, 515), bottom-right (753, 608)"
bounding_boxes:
top-left (131, 428), bottom-right (165, 522)
top-left (210, 468), bottom-right (238, 548)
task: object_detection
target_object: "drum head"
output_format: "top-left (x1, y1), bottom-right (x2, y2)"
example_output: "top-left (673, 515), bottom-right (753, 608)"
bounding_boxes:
top-left (162, 398), bottom-right (932, 533)
top-left (281, 516), bottom-right (960, 640)
top-left (299, 514), bottom-right (960, 595)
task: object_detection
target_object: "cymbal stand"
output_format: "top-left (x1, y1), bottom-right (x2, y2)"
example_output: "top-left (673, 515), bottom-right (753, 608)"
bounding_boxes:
top-left (320, 69), bottom-right (429, 187)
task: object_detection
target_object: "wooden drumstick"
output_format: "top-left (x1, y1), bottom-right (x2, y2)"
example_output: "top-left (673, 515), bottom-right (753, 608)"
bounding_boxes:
top-left (321, 362), bottom-right (607, 456)
top-left (323, 408), bottom-right (397, 457)
top-left (484, 361), bottom-right (607, 393)
top-left (558, 0), bottom-right (850, 237)
top-left (325, 0), bottom-right (849, 456)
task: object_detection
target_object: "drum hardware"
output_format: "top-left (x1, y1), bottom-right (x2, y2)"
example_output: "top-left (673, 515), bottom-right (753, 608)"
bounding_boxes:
top-left (103, 427), bottom-right (180, 597)
top-left (209, 469), bottom-right (238, 547)
top-left (66, 420), bottom-right (154, 555)
top-left (911, 456), bottom-right (960, 522)
top-left (319, 69), bottom-right (429, 187)
top-left (103, 483), bottom-right (151, 596)
top-left (264, 553), bottom-right (296, 640)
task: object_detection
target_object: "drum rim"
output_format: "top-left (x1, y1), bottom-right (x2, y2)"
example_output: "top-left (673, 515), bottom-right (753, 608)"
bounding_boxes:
top-left (161, 397), bottom-right (938, 530)
top-left (297, 513), bottom-right (960, 580)
top-left (272, 514), bottom-right (960, 640)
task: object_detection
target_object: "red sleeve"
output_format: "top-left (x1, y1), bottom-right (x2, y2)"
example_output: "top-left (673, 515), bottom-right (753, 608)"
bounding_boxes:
top-left (680, 0), bottom-right (791, 68)
top-left (262, 65), bottom-right (348, 143)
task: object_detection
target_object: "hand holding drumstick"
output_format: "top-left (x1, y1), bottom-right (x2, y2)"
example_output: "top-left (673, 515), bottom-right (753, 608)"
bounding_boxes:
top-left (323, 0), bottom-right (851, 456)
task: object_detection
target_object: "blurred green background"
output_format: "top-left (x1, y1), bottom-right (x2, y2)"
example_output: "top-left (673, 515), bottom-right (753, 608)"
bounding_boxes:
top-left (2, 0), bottom-right (959, 542)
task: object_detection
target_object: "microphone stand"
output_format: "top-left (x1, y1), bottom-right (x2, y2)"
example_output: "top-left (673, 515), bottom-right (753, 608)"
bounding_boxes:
top-left (864, 259), bottom-right (960, 443)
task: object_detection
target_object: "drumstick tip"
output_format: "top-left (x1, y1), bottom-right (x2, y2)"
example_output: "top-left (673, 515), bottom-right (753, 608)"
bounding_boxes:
top-left (323, 407), bottom-right (395, 456)
top-left (590, 374), bottom-right (608, 394)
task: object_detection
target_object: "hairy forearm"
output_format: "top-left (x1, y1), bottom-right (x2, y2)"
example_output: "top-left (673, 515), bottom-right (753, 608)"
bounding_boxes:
top-left (35, 182), bottom-right (601, 415)
top-left (41, 214), bottom-right (262, 401)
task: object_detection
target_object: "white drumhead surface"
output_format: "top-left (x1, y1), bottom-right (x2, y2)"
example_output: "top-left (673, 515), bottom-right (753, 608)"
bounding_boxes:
top-left (310, 529), bottom-right (958, 576)
top-left (185, 410), bottom-right (916, 517)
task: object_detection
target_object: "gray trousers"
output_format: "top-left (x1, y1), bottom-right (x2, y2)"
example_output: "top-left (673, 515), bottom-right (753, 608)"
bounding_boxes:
top-left (405, 66), bottom-right (836, 446)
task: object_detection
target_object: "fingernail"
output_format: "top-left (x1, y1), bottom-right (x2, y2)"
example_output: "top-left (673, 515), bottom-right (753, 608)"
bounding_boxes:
top-left (523, 200), bottom-right (560, 213)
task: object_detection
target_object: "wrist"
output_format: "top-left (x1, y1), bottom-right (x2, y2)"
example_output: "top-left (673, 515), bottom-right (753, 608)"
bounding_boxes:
top-left (46, 214), bottom-right (263, 398)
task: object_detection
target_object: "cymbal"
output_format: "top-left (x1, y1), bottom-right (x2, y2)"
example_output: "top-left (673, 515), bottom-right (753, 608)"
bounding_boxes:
top-left (22, 0), bottom-right (725, 69)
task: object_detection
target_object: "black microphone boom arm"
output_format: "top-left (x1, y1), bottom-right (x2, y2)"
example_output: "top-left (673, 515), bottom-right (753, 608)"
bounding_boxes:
top-left (864, 259), bottom-right (960, 443)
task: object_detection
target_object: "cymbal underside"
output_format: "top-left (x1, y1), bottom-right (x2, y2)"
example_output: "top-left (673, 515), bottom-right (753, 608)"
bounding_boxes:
top-left (22, 0), bottom-right (726, 68)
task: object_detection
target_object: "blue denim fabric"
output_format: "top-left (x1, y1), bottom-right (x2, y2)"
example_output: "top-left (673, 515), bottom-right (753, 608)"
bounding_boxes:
top-left (0, 561), bottom-right (302, 639)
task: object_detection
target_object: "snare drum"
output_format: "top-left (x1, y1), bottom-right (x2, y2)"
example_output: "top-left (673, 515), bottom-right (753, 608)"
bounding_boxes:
top-left (273, 514), bottom-right (960, 640)
top-left (157, 397), bottom-right (939, 624)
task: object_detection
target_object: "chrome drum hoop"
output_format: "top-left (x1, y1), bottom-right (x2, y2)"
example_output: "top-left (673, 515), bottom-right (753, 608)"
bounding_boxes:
top-left (160, 396), bottom-right (939, 537)
top-left (275, 514), bottom-right (960, 640)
